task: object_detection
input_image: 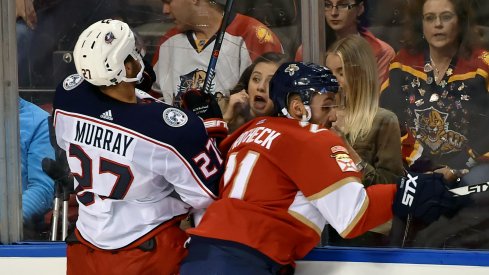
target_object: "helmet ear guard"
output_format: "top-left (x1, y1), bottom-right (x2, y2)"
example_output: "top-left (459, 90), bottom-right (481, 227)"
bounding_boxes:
top-left (269, 62), bottom-right (340, 120)
top-left (73, 19), bottom-right (144, 86)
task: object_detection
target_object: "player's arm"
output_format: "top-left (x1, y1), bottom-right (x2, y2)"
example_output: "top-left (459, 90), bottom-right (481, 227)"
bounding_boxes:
top-left (287, 132), bottom-right (396, 238)
top-left (22, 113), bottom-right (56, 222)
top-left (164, 113), bottom-right (223, 209)
top-left (306, 178), bottom-right (396, 239)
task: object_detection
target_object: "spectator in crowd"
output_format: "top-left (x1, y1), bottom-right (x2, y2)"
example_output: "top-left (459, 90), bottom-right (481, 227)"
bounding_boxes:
top-left (54, 19), bottom-right (222, 274)
top-left (19, 97), bottom-right (55, 236)
top-left (223, 52), bottom-right (289, 133)
top-left (380, 0), bottom-right (489, 248)
top-left (180, 62), bottom-right (402, 274)
top-left (380, 0), bottom-right (489, 177)
top-left (296, 0), bottom-right (395, 82)
top-left (16, 0), bottom-right (37, 87)
top-left (326, 35), bottom-right (403, 187)
top-left (152, 0), bottom-right (283, 112)
top-left (22, 0), bottom-right (122, 88)
top-left (325, 34), bottom-right (404, 246)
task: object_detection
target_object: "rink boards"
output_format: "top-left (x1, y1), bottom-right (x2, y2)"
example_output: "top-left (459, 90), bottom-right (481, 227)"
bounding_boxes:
top-left (1, 243), bottom-right (489, 274)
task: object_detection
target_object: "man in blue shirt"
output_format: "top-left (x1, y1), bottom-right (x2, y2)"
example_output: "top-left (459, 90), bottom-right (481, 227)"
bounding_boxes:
top-left (19, 98), bottom-right (55, 234)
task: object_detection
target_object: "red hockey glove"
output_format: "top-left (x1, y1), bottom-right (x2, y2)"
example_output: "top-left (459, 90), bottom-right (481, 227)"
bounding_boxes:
top-left (203, 118), bottom-right (228, 140)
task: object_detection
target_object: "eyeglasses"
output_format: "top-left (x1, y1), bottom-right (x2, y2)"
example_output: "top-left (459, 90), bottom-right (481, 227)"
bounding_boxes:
top-left (324, 2), bottom-right (359, 11)
top-left (422, 12), bottom-right (456, 24)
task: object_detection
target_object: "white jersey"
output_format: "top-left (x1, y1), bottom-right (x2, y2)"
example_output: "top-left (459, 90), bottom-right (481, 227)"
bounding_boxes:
top-left (53, 75), bottom-right (222, 249)
top-left (152, 13), bottom-right (283, 105)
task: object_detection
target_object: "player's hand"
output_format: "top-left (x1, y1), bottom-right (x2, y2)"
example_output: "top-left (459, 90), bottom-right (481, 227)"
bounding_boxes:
top-left (181, 89), bottom-right (228, 139)
top-left (181, 88), bottom-right (223, 119)
top-left (392, 172), bottom-right (457, 224)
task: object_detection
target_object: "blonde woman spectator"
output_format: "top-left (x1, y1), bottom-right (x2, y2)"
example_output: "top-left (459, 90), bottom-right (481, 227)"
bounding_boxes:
top-left (326, 35), bottom-right (404, 247)
top-left (326, 35), bottom-right (404, 187)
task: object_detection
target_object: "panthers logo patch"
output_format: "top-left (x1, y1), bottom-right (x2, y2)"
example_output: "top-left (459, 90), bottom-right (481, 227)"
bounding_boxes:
top-left (411, 107), bottom-right (467, 155)
top-left (480, 51), bottom-right (489, 66)
top-left (63, 74), bottom-right (84, 91)
top-left (163, 108), bottom-right (188, 127)
top-left (175, 69), bottom-right (213, 107)
top-left (255, 26), bottom-right (273, 44)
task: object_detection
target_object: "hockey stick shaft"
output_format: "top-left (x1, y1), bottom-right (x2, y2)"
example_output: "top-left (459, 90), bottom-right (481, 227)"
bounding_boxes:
top-left (449, 181), bottom-right (489, 196)
top-left (202, 0), bottom-right (235, 95)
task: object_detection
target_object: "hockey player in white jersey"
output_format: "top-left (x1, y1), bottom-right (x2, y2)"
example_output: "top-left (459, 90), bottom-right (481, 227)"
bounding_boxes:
top-left (52, 19), bottom-right (223, 275)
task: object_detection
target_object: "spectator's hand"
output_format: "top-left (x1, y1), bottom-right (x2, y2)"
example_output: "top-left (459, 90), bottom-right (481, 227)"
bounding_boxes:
top-left (223, 89), bottom-right (248, 123)
top-left (16, 0), bottom-right (37, 30)
top-left (434, 166), bottom-right (469, 183)
top-left (393, 172), bottom-right (457, 224)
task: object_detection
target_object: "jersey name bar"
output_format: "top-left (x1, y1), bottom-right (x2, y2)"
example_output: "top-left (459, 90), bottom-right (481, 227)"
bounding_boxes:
top-left (231, 126), bottom-right (281, 150)
top-left (75, 120), bottom-right (135, 157)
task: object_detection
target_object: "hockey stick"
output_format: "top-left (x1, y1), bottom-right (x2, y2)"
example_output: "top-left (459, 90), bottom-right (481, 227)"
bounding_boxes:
top-left (449, 181), bottom-right (489, 197)
top-left (398, 177), bottom-right (489, 247)
top-left (202, 0), bottom-right (235, 95)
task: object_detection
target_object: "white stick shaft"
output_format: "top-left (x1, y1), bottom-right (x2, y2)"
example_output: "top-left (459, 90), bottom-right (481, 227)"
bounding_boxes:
top-left (449, 182), bottom-right (489, 196)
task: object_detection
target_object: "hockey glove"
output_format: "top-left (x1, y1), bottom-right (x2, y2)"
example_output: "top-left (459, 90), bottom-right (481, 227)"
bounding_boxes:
top-left (181, 89), bottom-right (222, 119)
top-left (393, 172), bottom-right (457, 224)
top-left (181, 89), bottom-right (228, 139)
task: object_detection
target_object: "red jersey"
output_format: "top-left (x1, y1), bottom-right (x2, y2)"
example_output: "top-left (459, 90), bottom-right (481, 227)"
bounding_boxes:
top-left (188, 117), bottom-right (396, 265)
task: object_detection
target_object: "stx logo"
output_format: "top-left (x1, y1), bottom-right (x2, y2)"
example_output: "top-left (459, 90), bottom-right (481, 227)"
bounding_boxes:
top-left (468, 182), bottom-right (489, 194)
top-left (402, 174), bottom-right (418, 206)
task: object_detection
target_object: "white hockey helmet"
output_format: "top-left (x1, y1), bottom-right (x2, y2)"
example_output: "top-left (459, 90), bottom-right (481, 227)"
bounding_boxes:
top-left (73, 19), bottom-right (144, 86)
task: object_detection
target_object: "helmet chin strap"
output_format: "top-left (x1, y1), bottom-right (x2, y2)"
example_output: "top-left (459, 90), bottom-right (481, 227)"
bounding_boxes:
top-left (122, 53), bottom-right (145, 84)
top-left (299, 105), bottom-right (312, 127)
top-left (282, 106), bottom-right (312, 126)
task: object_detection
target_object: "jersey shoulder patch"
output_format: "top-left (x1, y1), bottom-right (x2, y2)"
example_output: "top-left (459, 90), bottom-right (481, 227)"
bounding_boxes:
top-left (63, 74), bottom-right (84, 91)
top-left (162, 107), bottom-right (188, 127)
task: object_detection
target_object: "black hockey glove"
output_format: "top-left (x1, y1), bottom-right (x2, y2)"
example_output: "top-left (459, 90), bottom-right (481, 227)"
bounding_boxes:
top-left (181, 89), bottom-right (228, 139)
top-left (393, 172), bottom-right (457, 224)
top-left (181, 88), bottom-right (223, 119)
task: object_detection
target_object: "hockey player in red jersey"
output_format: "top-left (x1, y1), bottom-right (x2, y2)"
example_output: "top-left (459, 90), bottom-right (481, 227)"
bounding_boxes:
top-left (180, 62), bottom-right (456, 274)
top-left (53, 19), bottom-right (223, 275)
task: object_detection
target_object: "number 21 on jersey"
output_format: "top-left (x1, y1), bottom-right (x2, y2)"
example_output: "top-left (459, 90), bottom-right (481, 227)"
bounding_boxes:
top-left (222, 151), bottom-right (260, 199)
